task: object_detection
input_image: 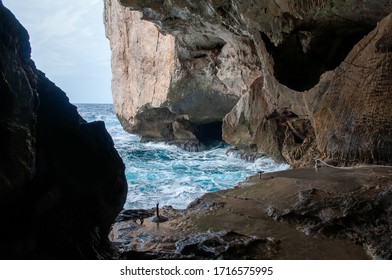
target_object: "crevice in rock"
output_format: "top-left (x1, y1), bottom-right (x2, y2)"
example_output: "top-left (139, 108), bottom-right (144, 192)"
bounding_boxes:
top-left (262, 23), bottom-right (375, 91)
top-left (194, 121), bottom-right (223, 144)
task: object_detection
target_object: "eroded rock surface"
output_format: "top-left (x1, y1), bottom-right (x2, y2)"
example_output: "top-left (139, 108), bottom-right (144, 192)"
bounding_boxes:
top-left (309, 14), bottom-right (392, 164)
top-left (111, 166), bottom-right (392, 259)
top-left (0, 2), bottom-right (127, 259)
top-left (105, 0), bottom-right (392, 165)
top-left (105, 0), bottom-right (262, 150)
top-left (175, 230), bottom-right (279, 260)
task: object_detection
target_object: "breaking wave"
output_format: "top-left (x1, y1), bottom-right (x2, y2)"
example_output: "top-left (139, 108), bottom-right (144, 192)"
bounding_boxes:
top-left (77, 104), bottom-right (289, 209)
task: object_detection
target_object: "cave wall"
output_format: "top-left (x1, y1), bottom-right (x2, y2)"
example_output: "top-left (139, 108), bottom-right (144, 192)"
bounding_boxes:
top-left (0, 2), bottom-right (127, 259)
top-left (309, 14), bottom-right (392, 164)
top-left (105, 0), bottom-right (392, 166)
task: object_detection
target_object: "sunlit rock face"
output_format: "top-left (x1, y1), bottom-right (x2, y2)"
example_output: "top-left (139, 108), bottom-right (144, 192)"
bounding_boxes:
top-left (104, 2), bottom-right (178, 131)
top-left (104, 0), bottom-right (262, 150)
top-left (105, 0), bottom-right (392, 165)
top-left (0, 2), bottom-right (127, 259)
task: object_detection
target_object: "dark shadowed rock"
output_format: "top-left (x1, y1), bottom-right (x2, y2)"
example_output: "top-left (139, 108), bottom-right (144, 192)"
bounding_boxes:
top-left (175, 230), bottom-right (279, 260)
top-left (274, 181), bottom-right (392, 259)
top-left (0, 2), bottom-right (127, 259)
top-left (116, 208), bottom-right (155, 224)
top-left (0, 0), bottom-right (38, 197)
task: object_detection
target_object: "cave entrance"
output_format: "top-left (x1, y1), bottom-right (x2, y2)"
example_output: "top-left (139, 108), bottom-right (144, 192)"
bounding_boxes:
top-left (262, 24), bottom-right (375, 91)
top-left (194, 121), bottom-right (223, 145)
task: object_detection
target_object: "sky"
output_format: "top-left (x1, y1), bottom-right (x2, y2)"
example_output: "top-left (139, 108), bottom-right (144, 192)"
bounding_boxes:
top-left (3, 0), bottom-right (113, 104)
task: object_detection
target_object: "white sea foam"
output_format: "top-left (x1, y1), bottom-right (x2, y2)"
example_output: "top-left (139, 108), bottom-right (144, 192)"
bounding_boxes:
top-left (76, 104), bottom-right (290, 209)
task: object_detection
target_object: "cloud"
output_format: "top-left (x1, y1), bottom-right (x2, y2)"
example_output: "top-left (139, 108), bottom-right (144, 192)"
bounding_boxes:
top-left (2, 0), bottom-right (112, 103)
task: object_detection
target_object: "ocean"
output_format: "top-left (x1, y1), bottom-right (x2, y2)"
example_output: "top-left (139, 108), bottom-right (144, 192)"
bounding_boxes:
top-left (76, 104), bottom-right (289, 209)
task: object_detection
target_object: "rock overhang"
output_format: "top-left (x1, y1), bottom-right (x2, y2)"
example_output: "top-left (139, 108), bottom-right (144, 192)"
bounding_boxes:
top-left (105, 0), bottom-right (392, 166)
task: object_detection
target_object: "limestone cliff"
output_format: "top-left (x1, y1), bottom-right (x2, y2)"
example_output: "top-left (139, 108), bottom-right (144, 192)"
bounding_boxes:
top-left (105, 0), bottom-right (392, 165)
top-left (105, 0), bottom-right (262, 150)
top-left (0, 2), bottom-right (127, 259)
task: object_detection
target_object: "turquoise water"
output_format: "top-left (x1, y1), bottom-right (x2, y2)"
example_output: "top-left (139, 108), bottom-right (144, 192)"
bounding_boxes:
top-left (76, 104), bottom-right (289, 209)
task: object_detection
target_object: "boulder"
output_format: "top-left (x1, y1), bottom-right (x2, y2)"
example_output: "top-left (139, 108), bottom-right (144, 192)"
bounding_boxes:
top-left (175, 230), bottom-right (279, 259)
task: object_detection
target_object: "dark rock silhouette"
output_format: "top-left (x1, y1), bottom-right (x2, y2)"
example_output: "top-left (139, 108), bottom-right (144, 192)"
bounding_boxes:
top-left (116, 208), bottom-right (155, 224)
top-left (0, 2), bottom-right (127, 259)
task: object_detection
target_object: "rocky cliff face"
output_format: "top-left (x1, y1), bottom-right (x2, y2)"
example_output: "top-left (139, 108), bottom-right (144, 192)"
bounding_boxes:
top-left (105, 0), bottom-right (392, 165)
top-left (225, 11), bottom-right (392, 166)
top-left (310, 14), bottom-right (392, 164)
top-left (0, 2), bottom-right (127, 259)
top-left (105, 0), bottom-right (262, 150)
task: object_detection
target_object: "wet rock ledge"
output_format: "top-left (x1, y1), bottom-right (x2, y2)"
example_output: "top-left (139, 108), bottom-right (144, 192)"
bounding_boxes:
top-left (111, 166), bottom-right (392, 259)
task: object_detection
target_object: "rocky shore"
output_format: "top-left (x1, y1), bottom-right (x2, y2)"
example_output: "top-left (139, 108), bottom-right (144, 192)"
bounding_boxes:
top-left (1, 0), bottom-right (391, 260)
top-left (111, 165), bottom-right (392, 259)
top-left (105, 0), bottom-right (392, 260)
